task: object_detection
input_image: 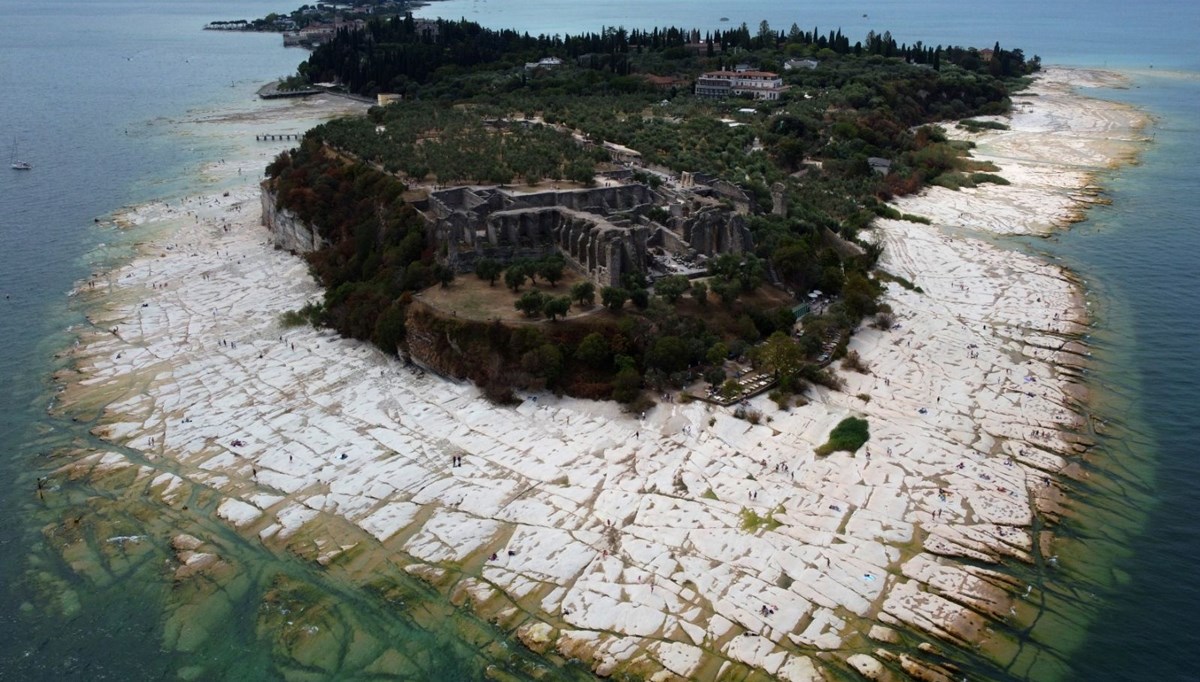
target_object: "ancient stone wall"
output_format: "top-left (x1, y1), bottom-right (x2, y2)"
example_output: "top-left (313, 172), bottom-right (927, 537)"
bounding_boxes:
top-left (678, 209), bottom-right (752, 256)
top-left (262, 178), bottom-right (750, 290)
top-left (424, 182), bottom-right (749, 287)
top-left (429, 185), bottom-right (656, 286)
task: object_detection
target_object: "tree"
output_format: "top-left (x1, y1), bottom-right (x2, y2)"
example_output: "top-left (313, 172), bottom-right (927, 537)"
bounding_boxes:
top-left (757, 20), bottom-right (773, 48)
top-left (756, 331), bottom-right (805, 381)
top-left (646, 335), bottom-right (688, 373)
top-left (621, 270), bottom-right (648, 291)
top-left (575, 332), bottom-right (611, 367)
top-left (711, 279), bottom-right (740, 308)
top-left (706, 341), bottom-right (729, 367)
top-left (612, 365), bottom-right (642, 403)
top-left (707, 253), bottom-right (741, 281)
top-left (521, 343), bottom-right (564, 384)
top-left (475, 257), bottom-right (502, 286)
top-left (629, 287), bottom-right (650, 310)
top-left (655, 275), bottom-right (689, 304)
top-left (539, 255), bottom-right (565, 286)
top-left (515, 290), bottom-right (545, 317)
top-left (543, 295), bottom-right (571, 321)
top-left (601, 286), bottom-right (628, 312)
top-left (842, 271), bottom-right (880, 319)
top-left (737, 253), bottom-right (765, 293)
top-left (521, 259), bottom-right (539, 285)
top-left (435, 264), bottom-right (455, 288)
top-left (504, 264), bottom-right (528, 292)
top-left (690, 280), bottom-right (709, 306)
top-left (571, 280), bottom-right (596, 306)
top-left (372, 300), bottom-right (406, 354)
top-left (704, 367), bottom-right (726, 386)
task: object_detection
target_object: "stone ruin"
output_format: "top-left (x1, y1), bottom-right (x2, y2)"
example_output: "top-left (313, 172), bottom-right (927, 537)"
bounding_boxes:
top-left (420, 182), bottom-right (754, 287)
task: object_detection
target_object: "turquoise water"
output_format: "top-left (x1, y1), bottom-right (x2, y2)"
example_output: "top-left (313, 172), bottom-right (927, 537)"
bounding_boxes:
top-left (0, 1), bottom-right (302, 676)
top-left (1041, 72), bottom-right (1200, 680)
top-left (1, 0), bottom-right (1198, 679)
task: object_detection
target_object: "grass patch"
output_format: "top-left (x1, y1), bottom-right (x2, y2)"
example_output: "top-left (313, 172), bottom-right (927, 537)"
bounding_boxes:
top-left (739, 506), bottom-right (784, 532)
top-left (279, 310), bottom-right (307, 328)
top-left (930, 172), bottom-right (969, 190)
top-left (815, 416), bottom-right (870, 456)
top-left (957, 118), bottom-right (1010, 133)
top-left (875, 270), bottom-right (924, 294)
top-left (873, 204), bottom-right (902, 220)
top-left (701, 488), bottom-right (718, 501)
top-left (279, 301), bottom-right (322, 328)
top-left (900, 213), bottom-right (931, 224)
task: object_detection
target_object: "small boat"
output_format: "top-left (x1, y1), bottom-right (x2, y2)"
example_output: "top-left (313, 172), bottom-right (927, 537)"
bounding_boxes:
top-left (10, 139), bottom-right (31, 170)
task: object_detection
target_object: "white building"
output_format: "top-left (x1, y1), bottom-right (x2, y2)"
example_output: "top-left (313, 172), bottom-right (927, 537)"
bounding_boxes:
top-left (695, 70), bottom-right (785, 100)
top-left (524, 56), bottom-right (564, 70)
top-left (784, 58), bottom-right (819, 71)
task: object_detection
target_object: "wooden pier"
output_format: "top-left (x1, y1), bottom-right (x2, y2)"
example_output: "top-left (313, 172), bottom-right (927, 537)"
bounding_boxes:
top-left (255, 133), bottom-right (302, 142)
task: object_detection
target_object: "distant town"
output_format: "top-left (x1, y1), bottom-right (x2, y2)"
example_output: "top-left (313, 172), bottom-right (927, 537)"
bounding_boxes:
top-left (205, 0), bottom-right (424, 49)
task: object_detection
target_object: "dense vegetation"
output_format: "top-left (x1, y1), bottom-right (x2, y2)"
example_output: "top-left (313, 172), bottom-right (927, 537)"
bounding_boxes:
top-left (267, 17), bottom-right (1038, 406)
top-left (300, 17), bottom-right (1037, 96)
top-left (266, 139), bottom-right (438, 351)
top-left (315, 104), bottom-right (603, 185)
top-left (406, 272), bottom-right (805, 407)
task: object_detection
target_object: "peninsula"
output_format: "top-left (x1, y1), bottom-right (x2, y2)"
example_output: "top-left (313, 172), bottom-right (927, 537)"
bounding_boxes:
top-left (47, 16), bottom-right (1147, 682)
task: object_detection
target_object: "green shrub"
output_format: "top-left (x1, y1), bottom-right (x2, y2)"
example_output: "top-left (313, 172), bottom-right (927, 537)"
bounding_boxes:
top-left (815, 416), bottom-right (870, 455)
top-left (957, 119), bottom-right (1009, 132)
top-left (970, 172), bottom-right (1010, 186)
top-left (873, 204), bottom-right (902, 220)
top-left (279, 310), bottom-right (307, 328)
top-left (279, 301), bottom-right (323, 328)
top-left (930, 173), bottom-right (966, 190)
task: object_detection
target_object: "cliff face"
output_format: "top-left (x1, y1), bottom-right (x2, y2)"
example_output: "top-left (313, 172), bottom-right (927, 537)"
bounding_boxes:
top-left (403, 302), bottom-right (532, 400)
top-left (260, 186), bottom-right (327, 254)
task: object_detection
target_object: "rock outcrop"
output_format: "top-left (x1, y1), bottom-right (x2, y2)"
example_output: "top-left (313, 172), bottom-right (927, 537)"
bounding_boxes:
top-left (260, 185), bottom-right (326, 254)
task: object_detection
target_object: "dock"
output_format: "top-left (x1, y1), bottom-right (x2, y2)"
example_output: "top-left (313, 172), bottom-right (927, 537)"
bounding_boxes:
top-left (256, 81), bottom-right (321, 100)
top-left (255, 133), bottom-right (303, 142)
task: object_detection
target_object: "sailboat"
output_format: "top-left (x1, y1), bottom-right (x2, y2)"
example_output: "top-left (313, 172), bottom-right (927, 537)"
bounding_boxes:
top-left (10, 139), bottom-right (31, 170)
